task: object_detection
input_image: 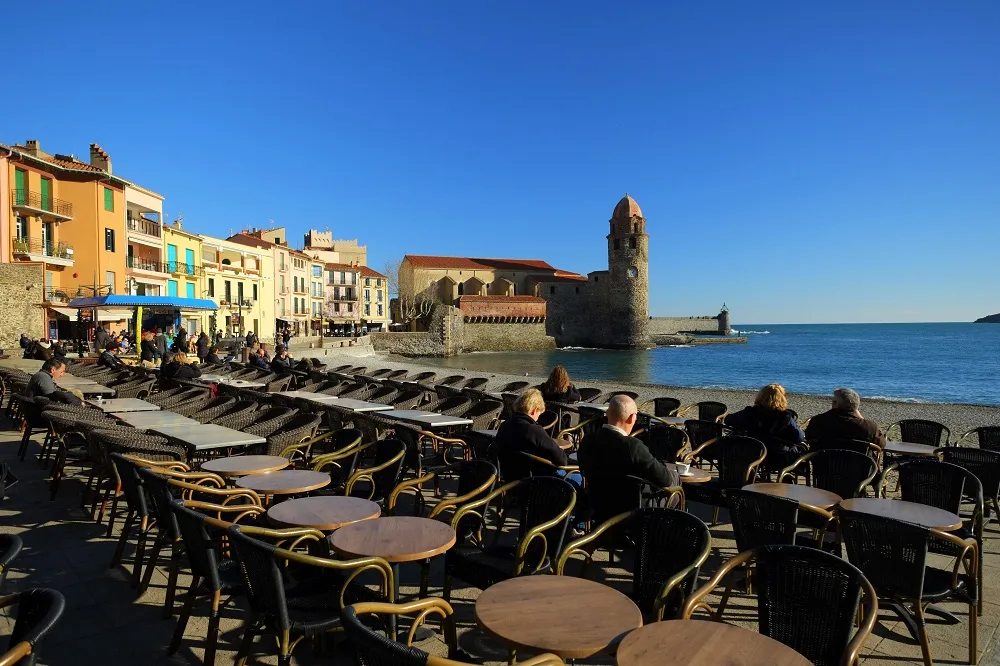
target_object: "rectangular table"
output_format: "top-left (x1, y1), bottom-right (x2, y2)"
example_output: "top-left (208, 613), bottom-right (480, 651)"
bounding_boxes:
top-left (380, 409), bottom-right (474, 428)
top-left (114, 411), bottom-right (200, 428)
top-left (277, 391), bottom-right (342, 405)
top-left (86, 398), bottom-right (160, 413)
top-left (329, 399), bottom-right (393, 413)
top-left (56, 379), bottom-right (115, 396)
top-left (149, 423), bottom-right (267, 452)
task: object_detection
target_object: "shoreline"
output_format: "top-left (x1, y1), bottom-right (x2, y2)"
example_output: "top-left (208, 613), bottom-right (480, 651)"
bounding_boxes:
top-left (312, 349), bottom-right (1000, 437)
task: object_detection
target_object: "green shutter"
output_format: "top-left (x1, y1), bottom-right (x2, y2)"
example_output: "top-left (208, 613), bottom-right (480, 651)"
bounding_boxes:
top-left (40, 178), bottom-right (51, 211)
top-left (186, 282), bottom-right (195, 298)
top-left (14, 170), bottom-right (26, 204)
top-left (104, 187), bottom-right (114, 212)
top-left (185, 248), bottom-right (195, 275)
top-left (167, 280), bottom-right (178, 297)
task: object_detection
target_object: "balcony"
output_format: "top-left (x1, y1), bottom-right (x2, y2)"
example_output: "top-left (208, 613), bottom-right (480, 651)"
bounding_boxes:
top-left (127, 216), bottom-right (162, 246)
top-left (12, 237), bottom-right (74, 266)
top-left (328, 295), bottom-right (358, 303)
top-left (167, 261), bottom-right (204, 277)
top-left (44, 288), bottom-right (72, 303)
top-left (126, 255), bottom-right (169, 274)
top-left (11, 189), bottom-right (73, 220)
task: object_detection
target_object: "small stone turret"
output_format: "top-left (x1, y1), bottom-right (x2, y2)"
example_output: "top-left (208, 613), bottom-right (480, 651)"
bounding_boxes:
top-left (718, 304), bottom-right (731, 335)
top-left (603, 194), bottom-right (650, 348)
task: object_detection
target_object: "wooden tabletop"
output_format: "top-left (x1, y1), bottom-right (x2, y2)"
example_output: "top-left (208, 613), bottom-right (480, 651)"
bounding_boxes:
top-left (85, 398), bottom-right (161, 413)
top-left (616, 620), bottom-right (810, 666)
top-left (884, 440), bottom-right (941, 457)
top-left (839, 497), bottom-right (963, 531)
top-left (475, 575), bottom-right (642, 660)
top-left (744, 482), bottom-right (842, 509)
top-left (668, 464), bottom-right (712, 484)
top-left (268, 496), bottom-right (381, 531)
top-left (329, 516), bottom-right (456, 563)
top-left (201, 455), bottom-right (290, 477)
top-left (235, 470), bottom-right (331, 495)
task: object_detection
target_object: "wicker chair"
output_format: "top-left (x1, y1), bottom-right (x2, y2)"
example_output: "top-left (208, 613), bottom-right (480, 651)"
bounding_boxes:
top-left (940, 447), bottom-right (1000, 526)
top-left (422, 396), bottom-right (473, 417)
top-left (209, 400), bottom-right (263, 430)
top-left (42, 411), bottom-right (108, 502)
top-left (437, 375), bottom-right (466, 387)
top-left (189, 397), bottom-right (239, 424)
top-left (557, 507), bottom-right (711, 621)
top-left (839, 509), bottom-right (978, 666)
top-left (443, 477), bottom-right (576, 601)
top-left (170, 397), bottom-right (212, 417)
top-left (107, 453), bottom-right (160, 587)
top-left (110, 377), bottom-right (156, 399)
top-left (778, 450), bottom-right (879, 500)
top-left (149, 386), bottom-right (210, 408)
top-left (684, 419), bottom-right (726, 449)
top-left (265, 375), bottom-right (293, 393)
top-left (886, 419), bottom-right (951, 447)
top-left (258, 414), bottom-right (323, 456)
top-left (344, 439), bottom-right (408, 505)
top-left (681, 436), bottom-right (767, 523)
top-left (809, 437), bottom-right (883, 462)
top-left (368, 386), bottom-right (400, 405)
top-left (684, 544), bottom-right (878, 666)
top-left (284, 427), bottom-right (363, 469)
top-left (388, 459), bottom-right (497, 522)
top-left (0, 588), bottom-right (66, 666)
top-left (238, 407), bottom-right (297, 438)
top-left (639, 422), bottom-right (689, 463)
top-left (409, 371), bottom-right (436, 383)
top-left (497, 380), bottom-right (529, 393)
top-left (0, 534), bottom-right (23, 592)
top-left (389, 389), bottom-right (425, 411)
top-left (642, 396), bottom-right (681, 417)
top-left (459, 377), bottom-right (488, 391)
top-left (604, 390), bottom-right (640, 402)
top-left (956, 426), bottom-right (1000, 451)
top-left (16, 396), bottom-right (50, 462)
top-left (463, 400), bottom-right (504, 431)
top-left (680, 401), bottom-right (728, 423)
top-left (536, 409), bottom-right (559, 434)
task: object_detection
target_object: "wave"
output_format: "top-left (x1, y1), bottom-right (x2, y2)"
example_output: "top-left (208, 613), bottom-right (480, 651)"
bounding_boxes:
top-left (865, 395), bottom-right (931, 404)
top-left (558, 346), bottom-right (605, 351)
top-left (732, 329), bottom-right (770, 335)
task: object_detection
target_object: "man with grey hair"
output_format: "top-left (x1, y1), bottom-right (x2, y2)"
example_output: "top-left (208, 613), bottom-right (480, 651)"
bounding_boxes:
top-left (577, 395), bottom-right (680, 523)
top-left (805, 387), bottom-right (884, 446)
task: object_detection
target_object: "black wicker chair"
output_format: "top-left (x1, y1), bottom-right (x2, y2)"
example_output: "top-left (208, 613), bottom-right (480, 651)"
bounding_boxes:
top-left (422, 396), bottom-right (473, 417)
top-left (645, 396), bottom-right (682, 417)
top-left (682, 436), bottom-right (767, 523)
top-left (368, 386), bottom-right (400, 405)
top-left (463, 400), bottom-right (504, 431)
top-left (639, 422), bottom-right (689, 464)
top-left (681, 401), bottom-right (728, 423)
top-left (839, 508), bottom-right (978, 666)
top-left (107, 453), bottom-right (158, 587)
top-left (259, 414), bottom-right (323, 456)
top-left (778, 450), bottom-right (879, 500)
top-left (956, 426), bottom-right (1000, 452)
top-left (437, 374), bottom-right (466, 387)
top-left (497, 380), bottom-right (529, 393)
top-left (443, 477), bottom-right (576, 601)
top-left (0, 588), bottom-right (66, 666)
top-left (110, 377), bottom-right (156, 399)
top-left (940, 447), bottom-right (1000, 525)
top-left (0, 534), bottom-right (23, 592)
top-left (557, 507), bottom-right (711, 621)
top-left (684, 544), bottom-right (878, 666)
top-left (684, 419), bottom-right (726, 449)
top-left (209, 400), bottom-right (263, 430)
top-left (576, 387), bottom-right (602, 402)
top-left (604, 389), bottom-right (640, 402)
top-left (344, 439), bottom-right (408, 505)
top-left (188, 397), bottom-right (238, 424)
top-left (389, 389), bottom-right (425, 411)
top-left (809, 437), bottom-right (883, 462)
top-left (461, 377), bottom-right (488, 391)
top-left (887, 419), bottom-right (951, 447)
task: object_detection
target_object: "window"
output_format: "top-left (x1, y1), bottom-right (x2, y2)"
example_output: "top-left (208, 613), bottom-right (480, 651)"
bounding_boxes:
top-left (365, 304), bottom-right (370, 316)
top-left (312, 265), bottom-right (322, 278)
top-left (279, 253), bottom-right (285, 270)
top-left (237, 283), bottom-right (244, 303)
top-left (185, 248), bottom-right (195, 274)
top-left (167, 280), bottom-right (178, 297)
top-left (280, 275), bottom-right (285, 292)
top-left (377, 304), bottom-right (383, 317)
top-left (105, 228), bottom-right (116, 252)
top-left (166, 244), bottom-right (177, 271)
top-left (15, 216), bottom-right (28, 240)
top-left (40, 178), bottom-right (52, 209)
top-left (629, 238), bottom-right (637, 249)
top-left (365, 278), bottom-right (371, 286)
top-left (550, 286), bottom-right (556, 295)
top-left (106, 271), bottom-right (115, 294)
top-left (208, 278), bottom-right (215, 297)
top-left (186, 282), bottom-right (195, 298)
top-left (364, 289), bottom-right (370, 302)
top-left (103, 187), bottom-right (114, 212)
top-left (14, 169), bottom-right (26, 204)
top-left (376, 290), bottom-right (383, 302)
top-left (376, 279), bottom-right (382, 287)
top-left (224, 281), bottom-right (232, 302)
top-left (253, 284), bottom-right (258, 300)
top-left (334, 302), bottom-right (340, 313)
top-left (575, 286), bottom-right (580, 294)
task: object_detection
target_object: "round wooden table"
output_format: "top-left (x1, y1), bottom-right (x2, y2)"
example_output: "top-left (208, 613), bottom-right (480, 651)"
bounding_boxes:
top-left (616, 620), bottom-right (810, 666)
top-left (839, 497), bottom-right (962, 531)
top-left (744, 482), bottom-right (842, 509)
top-left (884, 440), bottom-right (940, 457)
top-left (235, 470), bottom-right (330, 502)
top-left (201, 455), bottom-right (289, 477)
top-left (475, 575), bottom-right (643, 660)
top-left (329, 516), bottom-right (456, 562)
top-left (668, 464), bottom-right (712, 484)
top-left (267, 496), bottom-right (381, 531)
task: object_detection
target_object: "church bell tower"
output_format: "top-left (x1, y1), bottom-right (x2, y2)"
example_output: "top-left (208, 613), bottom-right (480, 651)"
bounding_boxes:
top-left (606, 194), bottom-right (650, 348)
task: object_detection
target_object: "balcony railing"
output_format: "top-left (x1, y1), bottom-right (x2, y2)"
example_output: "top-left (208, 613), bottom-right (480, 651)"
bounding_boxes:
top-left (329, 295), bottom-right (358, 302)
top-left (127, 216), bottom-right (162, 238)
top-left (11, 189), bottom-right (73, 217)
top-left (167, 261), bottom-right (204, 277)
top-left (44, 288), bottom-right (72, 302)
top-left (126, 256), bottom-right (169, 273)
top-left (13, 237), bottom-right (74, 260)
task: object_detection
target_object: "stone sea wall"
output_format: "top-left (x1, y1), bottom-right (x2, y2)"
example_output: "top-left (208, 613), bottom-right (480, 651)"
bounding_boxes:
top-left (649, 315), bottom-right (724, 336)
top-left (462, 322), bottom-right (556, 352)
top-left (0, 263), bottom-right (46, 352)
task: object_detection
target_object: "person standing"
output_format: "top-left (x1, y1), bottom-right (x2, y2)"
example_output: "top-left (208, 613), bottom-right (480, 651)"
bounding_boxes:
top-left (94, 325), bottom-right (111, 351)
top-left (140, 332), bottom-right (158, 367)
top-left (195, 331), bottom-right (211, 362)
top-left (153, 327), bottom-right (167, 361)
top-left (173, 327), bottom-right (189, 354)
top-left (282, 329), bottom-right (291, 346)
top-left (245, 330), bottom-right (258, 350)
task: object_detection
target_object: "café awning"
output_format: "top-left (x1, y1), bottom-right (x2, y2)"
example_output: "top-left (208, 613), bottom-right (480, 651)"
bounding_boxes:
top-left (66, 295), bottom-right (218, 311)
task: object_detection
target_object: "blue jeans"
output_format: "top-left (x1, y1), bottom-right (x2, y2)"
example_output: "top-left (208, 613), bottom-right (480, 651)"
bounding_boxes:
top-left (555, 469), bottom-right (583, 488)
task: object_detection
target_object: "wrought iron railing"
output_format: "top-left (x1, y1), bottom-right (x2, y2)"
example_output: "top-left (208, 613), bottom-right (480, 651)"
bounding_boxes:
top-left (44, 288), bottom-right (72, 302)
top-left (11, 189), bottom-right (74, 217)
top-left (166, 261), bottom-right (204, 277)
top-left (126, 256), bottom-right (169, 272)
top-left (127, 216), bottom-right (162, 237)
top-left (12, 237), bottom-right (74, 259)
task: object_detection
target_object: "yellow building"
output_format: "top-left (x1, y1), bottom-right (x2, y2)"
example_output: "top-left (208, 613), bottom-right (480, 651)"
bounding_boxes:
top-left (309, 258), bottom-right (326, 336)
top-left (202, 234), bottom-right (274, 340)
top-left (359, 266), bottom-right (390, 332)
top-left (161, 223), bottom-right (206, 333)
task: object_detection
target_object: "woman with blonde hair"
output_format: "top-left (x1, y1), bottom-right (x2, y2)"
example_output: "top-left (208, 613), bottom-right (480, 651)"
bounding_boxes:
top-left (536, 365), bottom-right (581, 404)
top-left (724, 383), bottom-right (805, 468)
top-left (160, 351), bottom-right (202, 380)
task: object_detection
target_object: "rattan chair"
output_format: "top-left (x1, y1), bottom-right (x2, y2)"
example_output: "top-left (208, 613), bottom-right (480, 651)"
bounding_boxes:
top-left (684, 419), bottom-right (726, 449)
top-left (684, 544), bottom-right (878, 666)
top-left (258, 414), bottom-right (323, 456)
top-left (344, 438), bottom-right (408, 504)
top-left (680, 400), bottom-right (728, 423)
top-left (557, 507), bottom-right (711, 621)
top-left (940, 447), bottom-right (1000, 526)
top-left (497, 380), bottom-right (529, 393)
top-left (389, 389), bottom-right (425, 411)
top-left (463, 400), bottom-right (504, 430)
top-left (641, 396), bottom-right (681, 417)
top-left (682, 435), bottom-right (767, 523)
top-left (778, 450), bottom-right (879, 500)
top-left (639, 421), bottom-right (689, 463)
top-left (443, 477), bottom-right (576, 601)
top-left (460, 377), bottom-right (488, 391)
top-left (886, 419), bottom-right (951, 447)
top-left (839, 508), bottom-right (978, 666)
top-left (188, 396), bottom-right (238, 424)
top-left (956, 426), bottom-right (1000, 451)
top-left (536, 409), bottom-right (559, 434)
top-left (808, 437), bottom-right (883, 462)
top-left (208, 400), bottom-right (262, 430)
top-left (604, 389), bottom-right (640, 402)
top-left (109, 377), bottom-right (156, 399)
top-left (422, 395), bottom-right (473, 417)
top-left (0, 534), bottom-right (23, 592)
top-left (0, 588), bottom-right (66, 666)
top-left (107, 453), bottom-right (159, 587)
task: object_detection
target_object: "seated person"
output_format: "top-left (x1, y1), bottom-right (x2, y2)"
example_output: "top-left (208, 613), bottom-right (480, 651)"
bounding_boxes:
top-left (724, 383), bottom-right (805, 469)
top-left (249, 346), bottom-right (270, 371)
top-left (203, 346), bottom-right (224, 365)
top-left (495, 388), bottom-right (570, 478)
top-left (25, 359), bottom-right (83, 406)
top-left (160, 352), bottom-right (202, 380)
top-left (269, 345), bottom-right (294, 374)
top-left (536, 365), bottom-right (581, 404)
top-left (33, 339), bottom-right (54, 361)
top-left (577, 395), bottom-right (679, 523)
top-left (805, 387), bottom-right (885, 447)
top-left (98, 343), bottom-right (126, 369)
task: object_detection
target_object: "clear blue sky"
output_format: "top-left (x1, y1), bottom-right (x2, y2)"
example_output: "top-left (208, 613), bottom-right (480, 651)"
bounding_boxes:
top-left (4, 1), bottom-right (998, 324)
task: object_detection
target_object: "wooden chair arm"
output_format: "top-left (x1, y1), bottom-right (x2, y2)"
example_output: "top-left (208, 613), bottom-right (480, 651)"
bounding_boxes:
top-left (428, 472), bottom-right (498, 520)
top-left (351, 598), bottom-right (455, 647)
top-left (0, 642), bottom-right (32, 666)
top-left (682, 437), bottom-right (719, 463)
top-left (279, 548), bottom-right (395, 606)
top-left (156, 468), bottom-right (226, 487)
top-left (311, 441), bottom-right (365, 471)
top-left (682, 549), bottom-right (755, 620)
top-left (450, 480), bottom-right (519, 532)
top-left (652, 533), bottom-right (712, 620)
top-left (776, 452), bottom-right (814, 483)
top-left (183, 500), bottom-right (265, 524)
top-left (387, 471), bottom-right (437, 515)
top-left (169, 478), bottom-right (262, 506)
top-left (555, 417), bottom-right (595, 441)
top-left (420, 430), bottom-right (474, 463)
top-left (124, 454), bottom-right (190, 472)
top-left (516, 493), bottom-right (576, 574)
top-left (556, 509), bottom-right (635, 574)
top-left (841, 577), bottom-right (879, 666)
top-left (345, 448), bottom-right (407, 498)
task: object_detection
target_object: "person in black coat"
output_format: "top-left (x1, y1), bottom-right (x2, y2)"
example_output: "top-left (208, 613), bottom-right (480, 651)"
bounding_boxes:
top-left (204, 346), bottom-right (224, 365)
top-left (249, 346), bottom-right (270, 371)
top-left (495, 388), bottom-right (569, 477)
top-left (804, 387), bottom-right (884, 447)
top-left (172, 327), bottom-right (189, 354)
top-left (98, 343), bottom-right (126, 369)
top-left (195, 332), bottom-right (211, 362)
top-left (245, 330), bottom-right (258, 349)
top-left (140, 332), bottom-right (158, 365)
top-left (94, 326), bottom-right (111, 351)
top-left (269, 345), bottom-right (294, 374)
top-left (19, 333), bottom-right (30, 350)
top-left (536, 365), bottom-right (581, 404)
top-left (577, 395), bottom-right (680, 523)
top-left (160, 352), bottom-right (202, 380)
top-left (724, 383), bottom-right (806, 470)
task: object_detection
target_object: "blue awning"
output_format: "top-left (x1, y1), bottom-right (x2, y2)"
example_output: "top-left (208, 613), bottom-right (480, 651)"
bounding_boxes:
top-left (66, 295), bottom-right (218, 311)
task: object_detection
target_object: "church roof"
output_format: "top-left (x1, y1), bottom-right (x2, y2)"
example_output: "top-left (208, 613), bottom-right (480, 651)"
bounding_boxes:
top-left (612, 194), bottom-right (643, 219)
top-left (404, 255), bottom-right (559, 272)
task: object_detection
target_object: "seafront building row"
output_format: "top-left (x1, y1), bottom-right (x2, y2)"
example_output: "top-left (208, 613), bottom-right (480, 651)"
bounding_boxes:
top-left (0, 139), bottom-right (390, 345)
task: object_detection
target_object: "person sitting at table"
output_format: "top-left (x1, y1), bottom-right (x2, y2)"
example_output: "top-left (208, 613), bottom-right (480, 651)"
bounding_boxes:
top-left (249, 345), bottom-right (270, 371)
top-left (33, 339), bottom-right (53, 361)
top-left (536, 365), bottom-right (581, 404)
top-left (26, 358), bottom-right (83, 406)
top-left (203, 346), bottom-right (224, 365)
top-left (160, 352), bottom-right (202, 380)
top-left (724, 383), bottom-right (806, 469)
top-left (270, 344), bottom-right (294, 374)
top-left (805, 387), bottom-right (885, 447)
top-left (495, 388), bottom-right (570, 472)
top-left (98, 343), bottom-right (126, 369)
top-left (577, 394), bottom-right (679, 523)
top-left (139, 331), bottom-right (158, 367)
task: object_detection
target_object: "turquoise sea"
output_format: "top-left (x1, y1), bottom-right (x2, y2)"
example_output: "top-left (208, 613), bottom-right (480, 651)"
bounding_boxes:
top-left (413, 323), bottom-right (1000, 406)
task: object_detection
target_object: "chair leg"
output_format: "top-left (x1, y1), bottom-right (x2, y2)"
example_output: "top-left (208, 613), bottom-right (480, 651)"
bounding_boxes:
top-left (168, 577), bottom-right (200, 655)
top-left (205, 590), bottom-right (222, 666)
top-left (442, 573), bottom-right (452, 603)
top-left (48, 444), bottom-right (68, 501)
top-left (234, 619), bottom-right (257, 666)
top-left (970, 599), bottom-right (978, 665)
top-left (105, 489), bottom-right (121, 538)
top-left (419, 559), bottom-right (430, 598)
top-left (163, 541), bottom-right (182, 618)
top-left (138, 532), bottom-right (166, 596)
top-left (712, 506), bottom-right (720, 525)
top-left (17, 426), bottom-right (32, 461)
top-left (132, 526), bottom-right (149, 588)
top-left (914, 603), bottom-right (933, 666)
top-left (110, 511), bottom-right (135, 569)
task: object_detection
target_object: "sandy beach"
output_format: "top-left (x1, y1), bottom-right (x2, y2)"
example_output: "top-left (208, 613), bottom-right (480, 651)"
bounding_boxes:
top-left (304, 349), bottom-right (1000, 439)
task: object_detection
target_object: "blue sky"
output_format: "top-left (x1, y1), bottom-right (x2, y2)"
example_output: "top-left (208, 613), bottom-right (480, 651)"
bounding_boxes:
top-left (4, 1), bottom-right (998, 324)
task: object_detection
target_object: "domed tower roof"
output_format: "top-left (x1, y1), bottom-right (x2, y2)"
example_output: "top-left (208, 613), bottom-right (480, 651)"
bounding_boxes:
top-left (612, 193), bottom-right (643, 219)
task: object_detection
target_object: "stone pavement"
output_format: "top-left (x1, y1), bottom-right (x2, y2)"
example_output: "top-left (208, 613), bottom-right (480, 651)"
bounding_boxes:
top-left (1, 418), bottom-right (998, 665)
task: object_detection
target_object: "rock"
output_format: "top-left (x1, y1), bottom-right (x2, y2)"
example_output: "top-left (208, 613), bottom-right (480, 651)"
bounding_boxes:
top-left (974, 313), bottom-right (1000, 323)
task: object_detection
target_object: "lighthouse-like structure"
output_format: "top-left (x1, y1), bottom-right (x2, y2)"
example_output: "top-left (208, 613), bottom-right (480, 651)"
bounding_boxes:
top-left (603, 194), bottom-right (650, 348)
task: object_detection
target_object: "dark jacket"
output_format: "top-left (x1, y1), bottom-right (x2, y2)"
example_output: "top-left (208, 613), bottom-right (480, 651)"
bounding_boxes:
top-left (140, 339), bottom-right (158, 362)
top-left (160, 362), bottom-right (202, 380)
top-left (536, 383), bottom-right (582, 404)
top-left (495, 412), bottom-right (568, 477)
top-left (19, 335), bottom-right (30, 349)
top-left (806, 409), bottom-right (884, 446)
top-left (578, 425), bottom-right (679, 522)
top-left (270, 354), bottom-right (293, 374)
top-left (249, 354), bottom-right (270, 371)
top-left (98, 350), bottom-right (124, 369)
top-left (196, 335), bottom-right (211, 360)
top-left (154, 334), bottom-right (167, 356)
top-left (26, 370), bottom-right (83, 406)
top-left (173, 332), bottom-right (188, 353)
top-left (246, 332), bottom-right (258, 348)
top-left (33, 346), bottom-right (53, 361)
top-left (94, 328), bottom-right (111, 350)
top-left (204, 352), bottom-right (223, 365)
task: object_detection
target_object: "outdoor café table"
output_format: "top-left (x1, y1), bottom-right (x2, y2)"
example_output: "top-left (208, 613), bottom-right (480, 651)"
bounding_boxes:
top-left (199, 373), bottom-right (226, 382)
top-left (475, 575), bottom-right (642, 661)
top-left (667, 463), bottom-right (712, 484)
top-left (114, 411), bottom-right (200, 428)
top-left (329, 516), bottom-right (456, 639)
top-left (329, 398), bottom-right (393, 413)
top-left (577, 402), bottom-right (609, 412)
top-left (56, 379), bottom-right (115, 396)
top-left (201, 455), bottom-right (289, 477)
top-left (884, 440), bottom-right (941, 457)
top-left (274, 390), bottom-right (341, 405)
top-left (235, 470), bottom-right (331, 504)
top-left (267, 496), bottom-right (380, 531)
top-left (838, 497), bottom-right (963, 531)
top-left (615, 620), bottom-right (810, 666)
top-left (85, 398), bottom-right (160, 413)
top-left (380, 409), bottom-right (474, 429)
top-left (150, 423), bottom-right (266, 455)
top-left (744, 482), bottom-right (842, 509)
top-left (653, 416), bottom-right (687, 427)
top-left (216, 378), bottom-right (266, 389)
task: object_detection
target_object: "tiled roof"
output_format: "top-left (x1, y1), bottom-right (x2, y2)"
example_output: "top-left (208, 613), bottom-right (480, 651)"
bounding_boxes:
top-left (527, 274), bottom-right (588, 284)
top-left (324, 262), bottom-right (360, 271)
top-left (474, 258), bottom-right (556, 271)
top-left (458, 295), bottom-right (546, 303)
top-left (227, 233), bottom-right (274, 249)
top-left (404, 255), bottom-right (559, 272)
top-left (359, 266), bottom-right (387, 278)
top-left (1, 142), bottom-right (155, 192)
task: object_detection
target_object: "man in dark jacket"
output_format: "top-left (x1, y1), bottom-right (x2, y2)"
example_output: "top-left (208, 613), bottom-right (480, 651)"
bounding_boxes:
top-left (495, 388), bottom-right (569, 473)
top-left (577, 395), bottom-right (680, 523)
top-left (98, 343), bottom-right (126, 369)
top-left (269, 345), bottom-right (294, 374)
top-left (249, 346), bottom-right (270, 371)
top-left (94, 325), bottom-right (111, 351)
top-left (195, 332), bottom-right (211, 362)
top-left (153, 328), bottom-right (167, 359)
top-left (245, 330), bottom-right (258, 349)
top-left (26, 359), bottom-right (83, 406)
top-left (805, 388), bottom-right (885, 446)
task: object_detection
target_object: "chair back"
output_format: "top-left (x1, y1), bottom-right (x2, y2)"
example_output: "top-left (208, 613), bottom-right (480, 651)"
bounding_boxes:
top-left (697, 401), bottom-right (727, 422)
top-left (895, 419), bottom-right (949, 446)
top-left (699, 436), bottom-right (766, 486)
top-left (0, 534), bottom-right (24, 592)
top-left (438, 375), bottom-right (465, 387)
top-left (652, 397), bottom-right (682, 417)
top-left (806, 450), bottom-right (879, 499)
top-left (685, 419), bottom-right (724, 448)
top-left (499, 381), bottom-right (529, 393)
top-left (340, 605), bottom-right (432, 666)
top-left (169, 502), bottom-right (223, 591)
top-left (605, 390), bottom-right (640, 402)
top-left (577, 387), bottom-right (603, 402)
top-left (366, 439), bottom-right (408, 502)
top-left (839, 509), bottom-right (929, 599)
top-left (810, 437), bottom-right (878, 458)
top-left (726, 488), bottom-right (799, 551)
top-left (461, 377), bottom-right (488, 390)
top-left (643, 423), bottom-right (687, 464)
top-left (940, 448), bottom-right (1000, 503)
top-left (5, 588), bottom-right (66, 664)
top-left (633, 508), bottom-right (711, 618)
top-left (752, 545), bottom-right (869, 666)
top-left (894, 459), bottom-right (970, 513)
top-left (513, 477), bottom-right (576, 566)
top-left (578, 407), bottom-right (606, 437)
top-left (971, 426), bottom-right (1000, 452)
top-left (536, 410), bottom-right (559, 434)
top-left (137, 467), bottom-right (182, 539)
top-left (226, 526), bottom-right (290, 631)
top-left (108, 453), bottom-right (150, 520)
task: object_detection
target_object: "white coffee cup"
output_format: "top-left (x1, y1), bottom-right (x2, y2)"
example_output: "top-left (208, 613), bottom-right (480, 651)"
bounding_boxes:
top-left (675, 462), bottom-right (690, 476)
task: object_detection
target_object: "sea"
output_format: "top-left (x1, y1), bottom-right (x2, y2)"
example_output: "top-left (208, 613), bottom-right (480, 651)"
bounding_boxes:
top-left (411, 323), bottom-right (1000, 406)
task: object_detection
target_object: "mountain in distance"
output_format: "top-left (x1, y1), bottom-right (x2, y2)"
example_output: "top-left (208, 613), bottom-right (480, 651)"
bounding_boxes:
top-left (974, 313), bottom-right (1000, 323)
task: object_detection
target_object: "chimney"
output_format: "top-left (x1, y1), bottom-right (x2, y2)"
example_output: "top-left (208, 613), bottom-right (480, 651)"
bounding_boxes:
top-left (89, 143), bottom-right (112, 173)
top-left (23, 140), bottom-right (40, 156)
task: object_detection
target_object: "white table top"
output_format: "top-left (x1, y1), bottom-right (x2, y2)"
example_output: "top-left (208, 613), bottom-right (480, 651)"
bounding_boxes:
top-left (577, 402), bottom-right (609, 412)
top-left (381, 409), bottom-right (474, 428)
top-left (114, 411), bottom-right (200, 428)
top-left (330, 398), bottom-right (393, 413)
top-left (86, 398), bottom-right (161, 413)
top-left (57, 379), bottom-right (115, 395)
top-left (277, 391), bottom-right (341, 404)
top-left (204, 377), bottom-right (267, 388)
top-left (150, 423), bottom-right (267, 451)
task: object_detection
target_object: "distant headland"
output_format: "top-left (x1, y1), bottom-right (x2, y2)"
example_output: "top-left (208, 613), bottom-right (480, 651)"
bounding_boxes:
top-left (974, 313), bottom-right (1000, 323)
